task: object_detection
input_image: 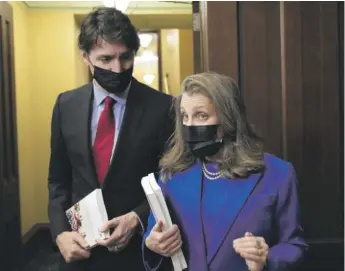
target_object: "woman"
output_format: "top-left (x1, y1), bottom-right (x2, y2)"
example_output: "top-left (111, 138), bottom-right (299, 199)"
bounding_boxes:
top-left (142, 72), bottom-right (307, 271)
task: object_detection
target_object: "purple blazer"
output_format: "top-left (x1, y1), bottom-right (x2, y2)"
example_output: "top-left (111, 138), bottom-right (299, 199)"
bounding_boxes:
top-left (142, 154), bottom-right (308, 271)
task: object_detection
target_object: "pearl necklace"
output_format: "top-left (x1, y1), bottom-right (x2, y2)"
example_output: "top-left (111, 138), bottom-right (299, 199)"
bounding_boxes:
top-left (202, 162), bottom-right (223, 180)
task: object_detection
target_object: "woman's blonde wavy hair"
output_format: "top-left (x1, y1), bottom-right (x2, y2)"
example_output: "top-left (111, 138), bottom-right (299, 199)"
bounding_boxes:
top-left (160, 72), bottom-right (265, 181)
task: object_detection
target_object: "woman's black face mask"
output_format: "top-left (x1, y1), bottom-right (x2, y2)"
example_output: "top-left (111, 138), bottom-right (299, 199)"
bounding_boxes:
top-left (182, 124), bottom-right (223, 158)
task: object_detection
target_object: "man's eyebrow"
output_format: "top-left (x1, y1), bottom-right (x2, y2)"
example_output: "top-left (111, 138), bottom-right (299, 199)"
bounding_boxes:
top-left (120, 51), bottom-right (134, 57)
top-left (96, 54), bottom-right (115, 59)
top-left (96, 51), bottom-right (132, 58)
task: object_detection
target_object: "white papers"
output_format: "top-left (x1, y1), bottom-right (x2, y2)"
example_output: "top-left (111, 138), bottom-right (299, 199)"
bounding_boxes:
top-left (65, 189), bottom-right (110, 248)
top-left (141, 173), bottom-right (188, 271)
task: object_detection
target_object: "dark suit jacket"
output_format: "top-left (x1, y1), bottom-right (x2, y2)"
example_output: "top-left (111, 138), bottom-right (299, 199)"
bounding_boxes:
top-left (48, 78), bottom-right (174, 271)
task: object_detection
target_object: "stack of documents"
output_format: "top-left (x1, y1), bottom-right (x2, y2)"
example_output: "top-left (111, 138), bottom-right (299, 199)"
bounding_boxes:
top-left (141, 173), bottom-right (188, 271)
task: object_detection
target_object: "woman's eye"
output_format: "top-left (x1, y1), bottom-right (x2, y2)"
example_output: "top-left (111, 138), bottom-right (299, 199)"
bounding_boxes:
top-left (198, 113), bottom-right (208, 120)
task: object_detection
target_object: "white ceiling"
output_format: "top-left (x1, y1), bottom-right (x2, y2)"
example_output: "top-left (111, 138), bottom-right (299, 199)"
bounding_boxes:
top-left (23, 1), bottom-right (192, 14)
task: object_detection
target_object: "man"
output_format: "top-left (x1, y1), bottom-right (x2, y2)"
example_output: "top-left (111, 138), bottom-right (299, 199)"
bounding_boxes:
top-left (48, 7), bottom-right (174, 271)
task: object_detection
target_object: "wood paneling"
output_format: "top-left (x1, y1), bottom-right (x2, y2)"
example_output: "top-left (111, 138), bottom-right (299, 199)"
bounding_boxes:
top-left (199, 1), bottom-right (344, 269)
top-left (0, 1), bottom-right (22, 270)
top-left (239, 1), bottom-right (283, 157)
top-left (200, 1), bottom-right (239, 82)
top-left (192, 1), bottom-right (201, 73)
top-left (283, 1), bottom-right (342, 240)
top-left (283, 3), bottom-right (344, 269)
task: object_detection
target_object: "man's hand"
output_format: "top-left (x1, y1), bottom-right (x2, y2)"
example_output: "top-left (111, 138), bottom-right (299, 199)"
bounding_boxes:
top-left (96, 211), bottom-right (139, 252)
top-left (56, 231), bottom-right (90, 263)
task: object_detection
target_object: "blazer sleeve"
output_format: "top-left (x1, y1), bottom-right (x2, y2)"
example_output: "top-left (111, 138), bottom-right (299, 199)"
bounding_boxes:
top-left (142, 211), bottom-right (165, 271)
top-left (266, 166), bottom-right (308, 270)
top-left (48, 94), bottom-right (72, 242)
top-left (132, 96), bottom-right (175, 232)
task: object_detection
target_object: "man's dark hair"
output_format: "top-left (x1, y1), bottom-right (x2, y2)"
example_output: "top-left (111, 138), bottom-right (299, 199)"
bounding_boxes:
top-left (78, 7), bottom-right (140, 54)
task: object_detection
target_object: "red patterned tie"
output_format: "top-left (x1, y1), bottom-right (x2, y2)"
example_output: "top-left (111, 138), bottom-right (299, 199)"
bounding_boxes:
top-left (93, 96), bottom-right (115, 184)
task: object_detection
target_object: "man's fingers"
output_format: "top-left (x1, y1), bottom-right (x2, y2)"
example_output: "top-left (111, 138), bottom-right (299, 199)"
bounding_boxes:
top-left (97, 228), bottom-right (122, 247)
top-left (72, 233), bottom-right (89, 249)
top-left (116, 238), bottom-right (130, 250)
top-left (96, 235), bottom-right (117, 247)
top-left (96, 238), bottom-right (108, 246)
top-left (116, 231), bottom-right (133, 246)
top-left (109, 227), bottom-right (123, 243)
top-left (100, 217), bottom-right (120, 232)
top-left (72, 245), bottom-right (91, 259)
top-left (75, 248), bottom-right (91, 259)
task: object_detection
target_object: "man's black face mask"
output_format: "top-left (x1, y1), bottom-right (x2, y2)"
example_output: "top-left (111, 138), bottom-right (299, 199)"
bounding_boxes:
top-left (93, 65), bottom-right (133, 94)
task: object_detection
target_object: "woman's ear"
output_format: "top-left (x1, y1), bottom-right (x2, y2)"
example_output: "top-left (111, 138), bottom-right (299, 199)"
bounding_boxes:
top-left (217, 126), bottom-right (224, 139)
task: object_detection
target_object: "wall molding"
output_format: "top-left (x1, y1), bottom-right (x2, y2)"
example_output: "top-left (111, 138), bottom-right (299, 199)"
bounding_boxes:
top-left (22, 223), bottom-right (50, 244)
top-left (21, 223), bottom-right (57, 269)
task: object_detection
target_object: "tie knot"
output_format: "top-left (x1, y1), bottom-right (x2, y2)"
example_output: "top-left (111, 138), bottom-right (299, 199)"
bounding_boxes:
top-left (104, 96), bottom-right (115, 108)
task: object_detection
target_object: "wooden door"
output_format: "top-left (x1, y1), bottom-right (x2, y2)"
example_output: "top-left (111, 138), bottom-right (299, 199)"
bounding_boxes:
top-left (0, 2), bottom-right (22, 270)
top-left (198, 1), bottom-right (344, 270)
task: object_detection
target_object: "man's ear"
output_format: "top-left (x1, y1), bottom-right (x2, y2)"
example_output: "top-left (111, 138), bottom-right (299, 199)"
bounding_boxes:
top-left (82, 51), bottom-right (89, 65)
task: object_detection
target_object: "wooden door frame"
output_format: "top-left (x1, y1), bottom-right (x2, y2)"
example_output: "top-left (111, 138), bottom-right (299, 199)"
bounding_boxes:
top-left (0, 1), bottom-right (22, 270)
top-left (194, 1), bottom-right (239, 83)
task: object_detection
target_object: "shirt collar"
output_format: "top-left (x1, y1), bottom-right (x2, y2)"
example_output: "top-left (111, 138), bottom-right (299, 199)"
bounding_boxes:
top-left (93, 79), bottom-right (131, 107)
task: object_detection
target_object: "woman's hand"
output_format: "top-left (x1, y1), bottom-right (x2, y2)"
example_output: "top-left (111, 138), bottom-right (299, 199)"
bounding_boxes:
top-left (145, 220), bottom-right (183, 257)
top-left (233, 232), bottom-right (269, 271)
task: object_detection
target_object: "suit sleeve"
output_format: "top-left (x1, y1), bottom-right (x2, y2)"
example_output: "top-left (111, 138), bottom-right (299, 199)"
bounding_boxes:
top-left (132, 96), bottom-right (175, 232)
top-left (48, 94), bottom-right (72, 242)
top-left (157, 96), bottom-right (175, 158)
top-left (266, 166), bottom-right (308, 270)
